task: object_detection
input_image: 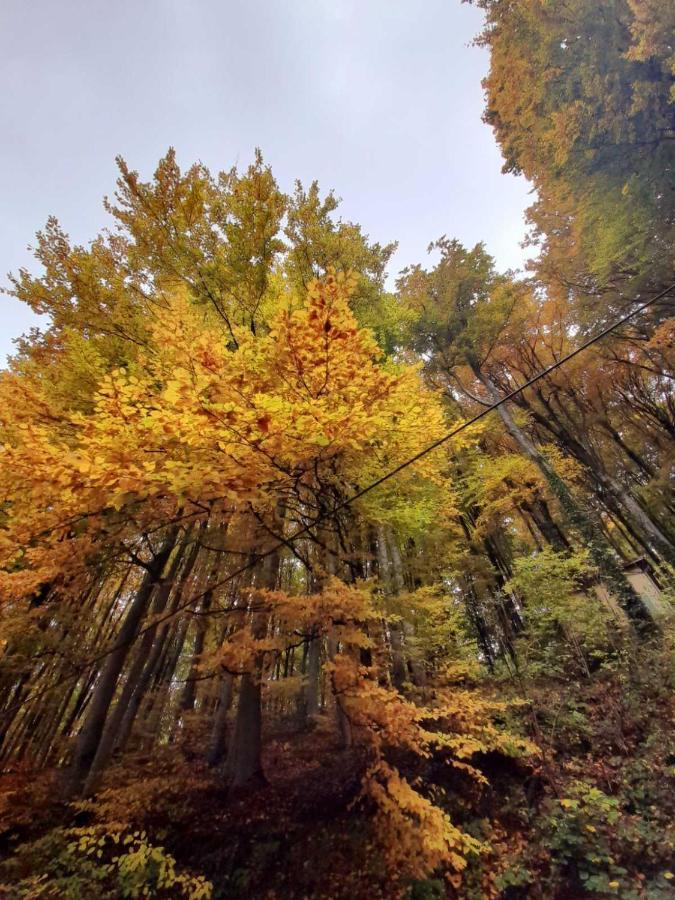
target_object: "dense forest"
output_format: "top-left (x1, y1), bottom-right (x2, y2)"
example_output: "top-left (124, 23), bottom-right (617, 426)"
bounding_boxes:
top-left (0, 1), bottom-right (673, 897)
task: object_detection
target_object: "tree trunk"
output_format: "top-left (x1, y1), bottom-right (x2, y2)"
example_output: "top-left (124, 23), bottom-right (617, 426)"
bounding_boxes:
top-left (180, 583), bottom-right (214, 714)
top-left (303, 636), bottom-right (322, 719)
top-left (115, 531), bottom-right (203, 754)
top-left (83, 539), bottom-right (186, 793)
top-left (225, 670), bottom-right (265, 788)
top-left (225, 538), bottom-right (281, 789)
top-left (376, 527), bottom-right (408, 689)
top-left (64, 528), bottom-right (179, 796)
top-left (206, 673), bottom-right (234, 767)
top-left (522, 390), bottom-right (675, 564)
top-left (327, 635), bottom-right (353, 749)
top-left (520, 494), bottom-right (570, 552)
top-left (476, 369), bottom-right (654, 633)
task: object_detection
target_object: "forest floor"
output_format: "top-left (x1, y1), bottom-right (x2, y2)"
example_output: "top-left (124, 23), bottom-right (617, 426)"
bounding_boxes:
top-left (1, 645), bottom-right (673, 899)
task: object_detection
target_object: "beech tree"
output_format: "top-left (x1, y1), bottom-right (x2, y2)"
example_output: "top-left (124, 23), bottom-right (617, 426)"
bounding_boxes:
top-left (470, 0), bottom-right (674, 300)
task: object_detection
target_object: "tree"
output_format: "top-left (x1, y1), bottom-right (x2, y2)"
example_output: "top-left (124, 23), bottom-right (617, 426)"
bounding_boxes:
top-left (470, 0), bottom-right (674, 301)
top-left (397, 238), bottom-right (660, 628)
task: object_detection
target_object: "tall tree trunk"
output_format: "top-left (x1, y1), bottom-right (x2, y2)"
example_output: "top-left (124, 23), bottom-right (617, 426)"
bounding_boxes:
top-left (83, 539), bottom-right (186, 793)
top-left (226, 669), bottom-right (265, 789)
top-left (376, 527), bottom-right (407, 689)
top-left (519, 494), bottom-right (570, 552)
top-left (115, 531), bottom-right (203, 754)
top-left (225, 534), bottom-right (281, 789)
top-left (462, 578), bottom-right (495, 673)
top-left (180, 583), bottom-right (214, 714)
top-left (327, 635), bottom-right (353, 749)
top-left (143, 606), bottom-right (193, 746)
top-left (476, 369), bottom-right (654, 633)
top-left (206, 673), bottom-right (234, 767)
top-left (303, 636), bottom-right (322, 719)
top-left (602, 421), bottom-right (655, 480)
top-left (522, 390), bottom-right (675, 564)
top-left (64, 528), bottom-right (179, 796)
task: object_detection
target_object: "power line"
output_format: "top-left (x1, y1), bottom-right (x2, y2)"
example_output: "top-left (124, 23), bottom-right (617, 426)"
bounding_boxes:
top-left (4, 282), bottom-right (674, 720)
top-left (307, 285), bottom-right (675, 522)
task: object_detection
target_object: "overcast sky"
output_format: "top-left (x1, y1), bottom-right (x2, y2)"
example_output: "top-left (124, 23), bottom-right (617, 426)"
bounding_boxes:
top-left (0, 0), bottom-right (532, 363)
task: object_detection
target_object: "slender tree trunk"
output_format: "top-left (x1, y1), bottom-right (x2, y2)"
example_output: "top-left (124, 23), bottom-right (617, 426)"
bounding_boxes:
top-left (376, 527), bottom-right (408, 689)
top-left (35, 685), bottom-right (74, 767)
top-left (388, 625), bottom-right (408, 689)
top-left (599, 469), bottom-right (675, 564)
top-left (523, 391), bottom-right (674, 564)
top-left (180, 568), bottom-right (215, 715)
top-left (327, 635), bottom-right (353, 749)
top-left (476, 369), bottom-right (653, 633)
top-left (115, 532), bottom-right (203, 754)
top-left (303, 637), bottom-right (322, 718)
top-left (463, 578), bottom-right (495, 673)
top-left (520, 495), bottom-right (570, 551)
top-left (64, 528), bottom-right (179, 796)
top-left (387, 532), bottom-right (430, 684)
top-left (83, 540), bottom-right (186, 793)
top-left (143, 608), bottom-right (193, 747)
top-left (602, 421), bottom-right (655, 480)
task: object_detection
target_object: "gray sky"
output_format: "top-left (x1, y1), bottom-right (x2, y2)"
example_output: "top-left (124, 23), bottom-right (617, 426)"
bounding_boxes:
top-left (0, 0), bottom-right (531, 363)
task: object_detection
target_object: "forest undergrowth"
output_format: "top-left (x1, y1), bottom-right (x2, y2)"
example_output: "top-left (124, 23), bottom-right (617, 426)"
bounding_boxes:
top-left (1, 631), bottom-right (673, 898)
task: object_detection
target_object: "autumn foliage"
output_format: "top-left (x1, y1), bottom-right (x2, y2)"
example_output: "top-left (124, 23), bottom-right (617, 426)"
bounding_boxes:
top-left (1, 3), bottom-right (674, 896)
